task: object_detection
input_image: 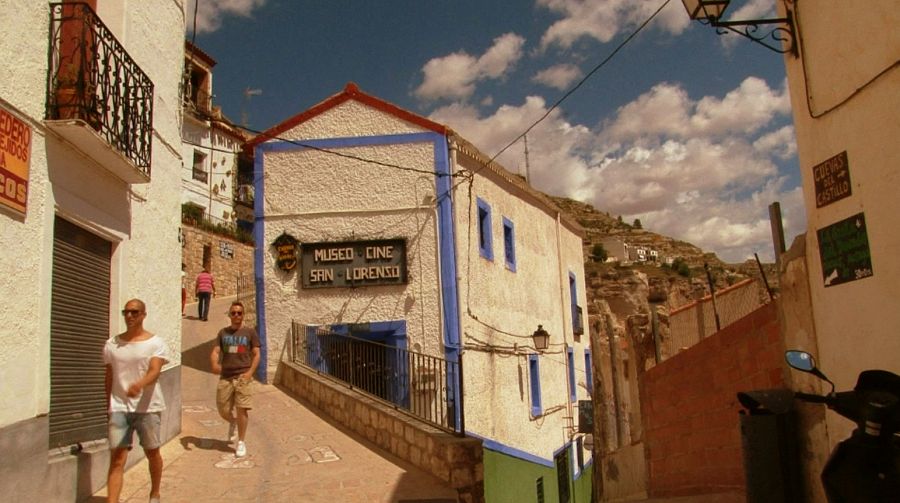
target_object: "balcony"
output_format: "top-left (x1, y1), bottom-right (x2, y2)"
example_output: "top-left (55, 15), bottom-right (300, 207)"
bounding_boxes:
top-left (45, 2), bottom-right (154, 183)
top-left (573, 305), bottom-right (584, 336)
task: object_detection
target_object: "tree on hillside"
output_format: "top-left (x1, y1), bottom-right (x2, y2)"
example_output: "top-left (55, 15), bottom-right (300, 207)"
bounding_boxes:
top-left (633, 218), bottom-right (642, 229)
top-left (591, 243), bottom-right (608, 262)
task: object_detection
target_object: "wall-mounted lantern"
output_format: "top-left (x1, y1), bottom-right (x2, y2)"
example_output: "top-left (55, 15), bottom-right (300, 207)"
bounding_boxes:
top-left (532, 325), bottom-right (550, 351)
top-left (682, 0), bottom-right (797, 56)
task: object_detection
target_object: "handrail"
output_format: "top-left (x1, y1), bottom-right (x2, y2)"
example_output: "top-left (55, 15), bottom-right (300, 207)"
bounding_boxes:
top-left (291, 322), bottom-right (463, 434)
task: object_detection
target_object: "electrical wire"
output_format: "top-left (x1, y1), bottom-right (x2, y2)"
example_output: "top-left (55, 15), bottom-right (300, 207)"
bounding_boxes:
top-left (792, 0), bottom-right (900, 119)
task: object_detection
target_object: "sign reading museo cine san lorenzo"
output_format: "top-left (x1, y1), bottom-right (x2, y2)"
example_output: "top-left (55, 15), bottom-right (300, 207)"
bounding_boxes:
top-left (0, 105), bottom-right (31, 215)
top-left (294, 238), bottom-right (408, 288)
top-left (812, 151), bottom-right (873, 288)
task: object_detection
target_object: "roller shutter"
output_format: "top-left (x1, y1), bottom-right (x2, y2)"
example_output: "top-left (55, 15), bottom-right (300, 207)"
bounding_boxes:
top-left (49, 217), bottom-right (111, 448)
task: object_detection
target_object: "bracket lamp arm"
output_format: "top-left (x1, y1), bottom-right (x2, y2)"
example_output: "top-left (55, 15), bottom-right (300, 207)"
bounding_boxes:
top-left (683, 0), bottom-right (798, 56)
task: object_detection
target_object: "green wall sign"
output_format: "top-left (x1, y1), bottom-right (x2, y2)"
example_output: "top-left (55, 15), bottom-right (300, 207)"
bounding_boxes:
top-left (816, 212), bottom-right (873, 287)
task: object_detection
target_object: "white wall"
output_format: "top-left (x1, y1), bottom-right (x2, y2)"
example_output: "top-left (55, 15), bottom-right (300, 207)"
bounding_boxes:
top-left (781, 0), bottom-right (900, 448)
top-left (260, 100), bottom-right (444, 379)
top-left (0, 0), bottom-right (184, 429)
top-left (454, 148), bottom-right (592, 462)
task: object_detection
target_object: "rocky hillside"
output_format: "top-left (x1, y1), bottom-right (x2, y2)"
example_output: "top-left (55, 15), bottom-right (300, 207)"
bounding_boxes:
top-left (549, 196), bottom-right (778, 311)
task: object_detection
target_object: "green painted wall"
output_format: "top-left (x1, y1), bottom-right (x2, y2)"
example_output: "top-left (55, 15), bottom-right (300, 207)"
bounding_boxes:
top-left (483, 447), bottom-right (592, 503)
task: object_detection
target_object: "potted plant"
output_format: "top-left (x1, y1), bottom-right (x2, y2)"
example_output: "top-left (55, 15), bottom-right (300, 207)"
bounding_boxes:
top-left (53, 61), bottom-right (100, 127)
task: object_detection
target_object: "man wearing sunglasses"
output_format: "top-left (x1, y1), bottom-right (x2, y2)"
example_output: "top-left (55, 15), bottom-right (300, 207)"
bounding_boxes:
top-left (103, 299), bottom-right (170, 503)
top-left (210, 301), bottom-right (260, 458)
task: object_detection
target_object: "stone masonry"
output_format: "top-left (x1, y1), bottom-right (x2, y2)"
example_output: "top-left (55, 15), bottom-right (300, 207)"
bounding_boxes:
top-left (181, 225), bottom-right (254, 298)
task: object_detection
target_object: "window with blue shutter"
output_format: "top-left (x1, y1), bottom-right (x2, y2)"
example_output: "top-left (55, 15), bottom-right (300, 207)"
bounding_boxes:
top-left (477, 198), bottom-right (493, 261)
top-left (502, 217), bottom-right (516, 271)
top-left (529, 354), bottom-right (542, 416)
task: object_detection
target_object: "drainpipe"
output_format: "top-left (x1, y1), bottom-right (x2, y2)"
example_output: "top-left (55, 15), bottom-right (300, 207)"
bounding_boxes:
top-left (448, 138), bottom-right (465, 434)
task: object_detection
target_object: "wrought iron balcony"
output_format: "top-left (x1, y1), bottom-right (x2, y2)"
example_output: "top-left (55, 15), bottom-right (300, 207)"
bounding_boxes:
top-left (45, 2), bottom-right (154, 182)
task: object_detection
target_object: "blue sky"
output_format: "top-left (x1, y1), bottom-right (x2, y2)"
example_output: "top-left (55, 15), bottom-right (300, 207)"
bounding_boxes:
top-left (187, 0), bottom-right (805, 263)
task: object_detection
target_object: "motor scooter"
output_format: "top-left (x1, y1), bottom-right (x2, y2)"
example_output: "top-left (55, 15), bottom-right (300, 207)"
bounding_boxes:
top-left (784, 350), bottom-right (900, 502)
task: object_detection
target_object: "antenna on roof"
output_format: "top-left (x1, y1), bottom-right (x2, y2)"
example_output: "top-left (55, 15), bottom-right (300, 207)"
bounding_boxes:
top-left (241, 87), bottom-right (262, 128)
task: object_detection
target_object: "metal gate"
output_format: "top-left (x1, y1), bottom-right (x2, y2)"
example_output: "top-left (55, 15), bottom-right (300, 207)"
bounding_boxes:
top-left (49, 217), bottom-right (111, 448)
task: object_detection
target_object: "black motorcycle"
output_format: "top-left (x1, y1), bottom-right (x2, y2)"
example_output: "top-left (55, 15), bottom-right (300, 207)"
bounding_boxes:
top-left (784, 350), bottom-right (900, 502)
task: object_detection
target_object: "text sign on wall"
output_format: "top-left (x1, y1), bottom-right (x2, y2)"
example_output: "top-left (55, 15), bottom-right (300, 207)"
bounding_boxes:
top-left (301, 239), bottom-right (407, 288)
top-left (817, 212), bottom-right (873, 287)
top-left (0, 105), bottom-right (32, 215)
top-left (219, 241), bottom-right (234, 259)
top-left (813, 151), bottom-right (852, 208)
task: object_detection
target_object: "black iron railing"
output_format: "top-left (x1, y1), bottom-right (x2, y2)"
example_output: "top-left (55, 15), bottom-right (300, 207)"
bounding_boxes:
top-left (291, 322), bottom-right (462, 433)
top-left (181, 204), bottom-right (253, 244)
top-left (46, 2), bottom-right (154, 174)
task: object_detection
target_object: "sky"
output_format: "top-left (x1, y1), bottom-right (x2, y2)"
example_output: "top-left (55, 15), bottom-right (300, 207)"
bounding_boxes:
top-left (186, 0), bottom-right (806, 264)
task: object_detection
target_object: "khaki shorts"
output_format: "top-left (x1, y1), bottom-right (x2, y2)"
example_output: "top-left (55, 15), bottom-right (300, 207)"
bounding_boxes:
top-left (216, 376), bottom-right (254, 418)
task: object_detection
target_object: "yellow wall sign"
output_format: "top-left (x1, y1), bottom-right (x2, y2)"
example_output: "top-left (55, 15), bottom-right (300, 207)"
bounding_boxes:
top-left (0, 106), bottom-right (31, 214)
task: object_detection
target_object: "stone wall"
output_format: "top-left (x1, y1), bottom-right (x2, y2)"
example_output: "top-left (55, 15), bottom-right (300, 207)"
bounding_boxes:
top-left (277, 362), bottom-right (485, 503)
top-left (181, 225), bottom-right (254, 298)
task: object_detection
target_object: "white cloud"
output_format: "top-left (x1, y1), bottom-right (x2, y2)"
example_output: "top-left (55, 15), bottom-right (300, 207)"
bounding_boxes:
top-left (537, 0), bottom-right (690, 50)
top-left (754, 125), bottom-right (797, 160)
top-left (430, 77), bottom-right (804, 263)
top-left (532, 64), bottom-right (583, 90)
top-left (185, 0), bottom-right (267, 34)
top-left (414, 34), bottom-right (525, 101)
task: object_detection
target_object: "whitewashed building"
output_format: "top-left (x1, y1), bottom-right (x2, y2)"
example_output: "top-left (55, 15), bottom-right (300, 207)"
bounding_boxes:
top-left (247, 84), bottom-right (593, 502)
top-left (0, 2), bottom-right (184, 500)
top-left (180, 41), bottom-right (247, 236)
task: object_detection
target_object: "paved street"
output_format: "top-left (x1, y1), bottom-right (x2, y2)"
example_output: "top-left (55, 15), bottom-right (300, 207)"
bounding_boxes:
top-left (91, 295), bottom-right (457, 503)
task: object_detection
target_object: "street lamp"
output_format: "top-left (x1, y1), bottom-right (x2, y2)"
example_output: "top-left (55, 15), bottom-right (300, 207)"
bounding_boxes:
top-left (532, 325), bottom-right (550, 351)
top-left (682, 0), bottom-right (797, 56)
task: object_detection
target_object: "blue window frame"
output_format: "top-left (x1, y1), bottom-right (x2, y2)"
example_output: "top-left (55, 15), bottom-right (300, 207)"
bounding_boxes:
top-left (567, 346), bottom-right (576, 402)
top-left (476, 198), bottom-right (493, 261)
top-left (528, 354), bottom-right (542, 416)
top-left (569, 271), bottom-right (578, 333)
top-left (502, 217), bottom-right (516, 271)
top-left (584, 349), bottom-right (593, 395)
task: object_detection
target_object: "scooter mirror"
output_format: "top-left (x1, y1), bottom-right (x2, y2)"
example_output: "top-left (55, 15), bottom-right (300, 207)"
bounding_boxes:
top-left (785, 350), bottom-right (816, 372)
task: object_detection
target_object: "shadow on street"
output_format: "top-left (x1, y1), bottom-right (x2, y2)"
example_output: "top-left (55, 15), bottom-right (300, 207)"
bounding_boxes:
top-left (181, 337), bottom-right (217, 374)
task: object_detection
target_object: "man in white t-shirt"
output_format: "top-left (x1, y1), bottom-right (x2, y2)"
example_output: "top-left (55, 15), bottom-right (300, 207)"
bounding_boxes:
top-left (103, 299), bottom-right (170, 503)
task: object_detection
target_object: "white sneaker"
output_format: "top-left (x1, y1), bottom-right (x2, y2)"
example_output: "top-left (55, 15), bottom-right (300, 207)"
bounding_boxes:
top-left (227, 421), bottom-right (237, 443)
top-left (235, 440), bottom-right (247, 458)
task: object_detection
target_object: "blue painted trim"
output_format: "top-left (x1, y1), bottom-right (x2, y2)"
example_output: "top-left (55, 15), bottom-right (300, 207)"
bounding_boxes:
top-left (252, 131), bottom-right (441, 382)
top-left (476, 197), bottom-right (493, 261)
top-left (567, 346), bottom-right (576, 403)
top-left (433, 135), bottom-right (462, 431)
top-left (528, 354), bottom-right (542, 416)
top-left (467, 431), bottom-right (555, 468)
top-left (569, 270), bottom-right (578, 333)
top-left (502, 216), bottom-right (516, 272)
top-left (257, 132), bottom-right (436, 153)
top-left (584, 349), bottom-right (593, 395)
top-left (252, 151), bottom-right (267, 381)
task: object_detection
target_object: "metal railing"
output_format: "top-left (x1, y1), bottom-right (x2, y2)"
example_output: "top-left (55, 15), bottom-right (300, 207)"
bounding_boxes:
top-left (181, 206), bottom-right (253, 245)
top-left (46, 2), bottom-right (154, 173)
top-left (290, 322), bottom-right (462, 433)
